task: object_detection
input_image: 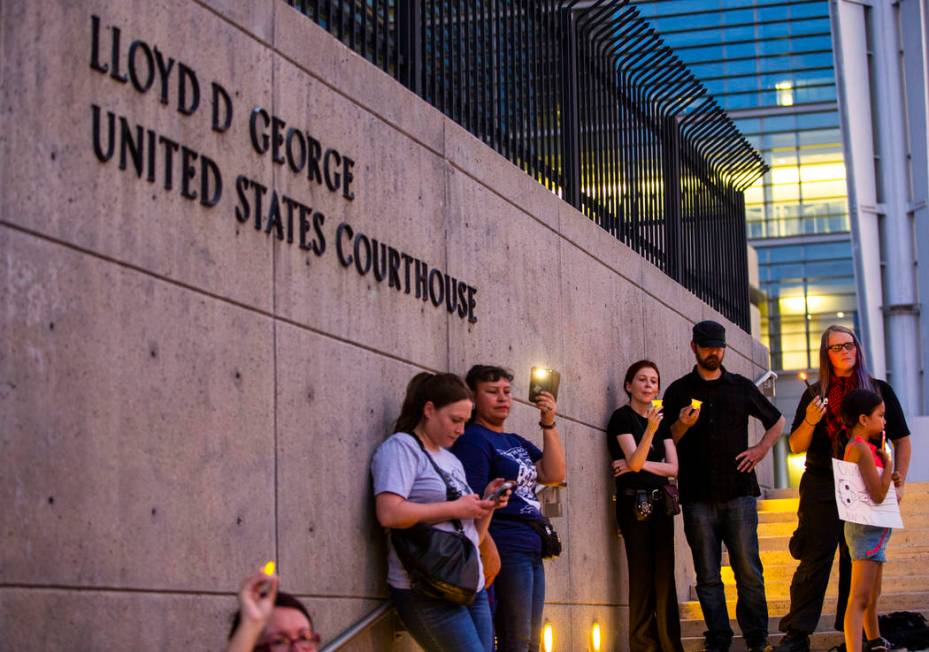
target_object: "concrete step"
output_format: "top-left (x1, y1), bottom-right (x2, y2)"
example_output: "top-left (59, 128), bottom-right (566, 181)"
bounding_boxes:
top-left (681, 613), bottom-right (837, 639)
top-left (682, 484), bottom-right (929, 651)
top-left (764, 488), bottom-right (800, 500)
top-left (756, 559), bottom-right (916, 584)
top-left (725, 546), bottom-right (929, 567)
top-left (756, 528), bottom-right (929, 552)
top-left (758, 510), bottom-right (800, 524)
top-left (758, 515), bottom-right (929, 539)
top-left (757, 498), bottom-right (800, 513)
top-left (897, 482), bottom-right (929, 495)
top-left (679, 591), bottom-right (929, 621)
top-left (682, 629), bottom-right (844, 652)
top-left (681, 609), bottom-right (929, 640)
top-left (763, 482), bottom-right (929, 499)
top-left (706, 572), bottom-right (929, 602)
top-left (756, 510), bottom-right (929, 536)
top-left (758, 520), bottom-right (801, 537)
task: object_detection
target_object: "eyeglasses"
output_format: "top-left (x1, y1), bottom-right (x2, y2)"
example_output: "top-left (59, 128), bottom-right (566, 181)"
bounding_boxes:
top-left (827, 342), bottom-right (857, 353)
top-left (256, 631), bottom-right (321, 652)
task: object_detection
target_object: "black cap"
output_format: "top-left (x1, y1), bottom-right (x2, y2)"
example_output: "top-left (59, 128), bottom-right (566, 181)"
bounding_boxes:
top-left (693, 320), bottom-right (726, 348)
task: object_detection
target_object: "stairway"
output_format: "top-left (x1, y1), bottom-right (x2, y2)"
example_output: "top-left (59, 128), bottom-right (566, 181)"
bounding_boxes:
top-left (679, 483), bottom-right (929, 651)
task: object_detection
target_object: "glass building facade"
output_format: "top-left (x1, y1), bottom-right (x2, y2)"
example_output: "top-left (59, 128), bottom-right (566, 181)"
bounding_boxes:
top-left (633, 0), bottom-right (859, 374)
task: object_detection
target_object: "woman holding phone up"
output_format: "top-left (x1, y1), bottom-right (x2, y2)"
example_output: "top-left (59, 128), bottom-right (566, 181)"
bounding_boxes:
top-left (371, 372), bottom-right (512, 652)
top-left (607, 360), bottom-right (684, 652)
top-left (452, 365), bottom-right (566, 652)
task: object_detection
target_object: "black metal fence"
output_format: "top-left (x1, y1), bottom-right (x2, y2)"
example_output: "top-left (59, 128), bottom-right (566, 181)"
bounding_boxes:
top-left (285, 0), bottom-right (767, 330)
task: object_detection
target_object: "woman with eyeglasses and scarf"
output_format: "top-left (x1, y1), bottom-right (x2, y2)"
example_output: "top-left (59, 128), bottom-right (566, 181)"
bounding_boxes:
top-left (773, 325), bottom-right (911, 652)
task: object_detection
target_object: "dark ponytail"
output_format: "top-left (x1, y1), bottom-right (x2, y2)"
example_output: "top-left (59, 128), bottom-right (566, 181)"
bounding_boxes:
top-left (840, 389), bottom-right (883, 428)
top-left (836, 388), bottom-right (883, 457)
top-left (393, 372), bottom-right (472, 434)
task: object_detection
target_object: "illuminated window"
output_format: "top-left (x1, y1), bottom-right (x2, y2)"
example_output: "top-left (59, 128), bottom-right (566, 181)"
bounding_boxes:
top-left (776, 80), bottom-right (795, 106)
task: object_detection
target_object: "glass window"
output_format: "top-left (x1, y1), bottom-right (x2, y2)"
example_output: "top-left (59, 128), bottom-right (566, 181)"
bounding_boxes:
top-left (785, 3), bottom-right (830, 20)
top-left (796, 112), bottom-right (841, 129)
top-left (802, 179), bottom-right (847, 200)
top-left (634, 0), bottom-right (855, 368)
top-left (762, 115), bottom-right (797, 132)
top-left (766, 245), bottom-right (805, 263)
top-left (807, 241), bottom-right (853, 259)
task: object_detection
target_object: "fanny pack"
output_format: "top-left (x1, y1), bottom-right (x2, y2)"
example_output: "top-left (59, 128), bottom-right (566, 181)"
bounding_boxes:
top-left (495, 512), bottom-right (563, 559)
top-left (624, 482), bottom-right (680, 521)
top-left (527, 515), bottom-right (562, 559)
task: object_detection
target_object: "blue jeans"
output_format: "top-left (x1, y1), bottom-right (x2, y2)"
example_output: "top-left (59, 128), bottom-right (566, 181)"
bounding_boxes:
top-left (493, 551), bottom-right (546, 652)
top-left (683, 496), bottom-right (768, 649)
top-left (390, 587), bottom-right (494, 652)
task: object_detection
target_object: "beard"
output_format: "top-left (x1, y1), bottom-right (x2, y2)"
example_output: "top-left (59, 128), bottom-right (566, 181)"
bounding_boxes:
top-left (696, 352), bottom-right (722, 371)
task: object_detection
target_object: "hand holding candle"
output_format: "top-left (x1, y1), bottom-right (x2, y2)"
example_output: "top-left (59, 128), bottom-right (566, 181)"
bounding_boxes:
top-left (258, 560), bottom-right (276, 598)
top-left (237, 566), bottom-right (279, 628)
top-left (803, 392), bottom-right (827, 426)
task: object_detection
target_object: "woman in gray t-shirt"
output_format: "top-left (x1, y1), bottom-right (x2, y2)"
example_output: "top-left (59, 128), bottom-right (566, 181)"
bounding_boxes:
top-left (371, 372), bottom-right (510, 652)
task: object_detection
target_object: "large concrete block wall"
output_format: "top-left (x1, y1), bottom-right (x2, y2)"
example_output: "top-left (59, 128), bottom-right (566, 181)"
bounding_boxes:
top-left (0, 1), bottom-right (774, 649)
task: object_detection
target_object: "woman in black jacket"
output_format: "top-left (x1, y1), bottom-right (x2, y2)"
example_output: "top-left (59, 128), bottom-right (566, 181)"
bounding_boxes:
top-left (774, 325), bottom-right (911, 652)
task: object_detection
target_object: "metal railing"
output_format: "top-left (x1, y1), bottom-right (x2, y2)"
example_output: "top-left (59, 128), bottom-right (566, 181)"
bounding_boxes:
top-left (284, 0), bottom-right (767, 330)
top-left (318, 602), bottom-right (394, 652)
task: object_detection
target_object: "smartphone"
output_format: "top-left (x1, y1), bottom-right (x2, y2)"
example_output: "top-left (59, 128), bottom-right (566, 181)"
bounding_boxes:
top-left (529, 367), bottom-right (561, 403)
top-left (485, 481), bottom-right (516, 502)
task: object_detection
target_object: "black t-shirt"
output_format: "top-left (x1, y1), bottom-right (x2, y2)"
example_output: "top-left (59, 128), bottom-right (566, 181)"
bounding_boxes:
top-left (658, 366), bottom-right (782, 504)
top-left (791, 378), bottom-right (910, 475)
top-left (606, 404), bottom-right (671, 491)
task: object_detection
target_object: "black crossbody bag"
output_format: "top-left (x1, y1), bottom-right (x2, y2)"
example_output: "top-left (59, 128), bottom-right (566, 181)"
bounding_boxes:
top-left (628, 410), bottom-right (681, 519)
top-left (527, 514), bottom-right (563, 559)
top-left (389, 434), bottom-right (482, 605)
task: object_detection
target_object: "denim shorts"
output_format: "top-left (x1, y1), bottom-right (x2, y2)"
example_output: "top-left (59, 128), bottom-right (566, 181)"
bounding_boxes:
top-left (844, 522), bottom-right (892, 562)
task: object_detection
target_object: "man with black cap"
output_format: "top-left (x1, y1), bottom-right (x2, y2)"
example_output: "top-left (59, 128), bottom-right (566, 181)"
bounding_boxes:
top-left (660, 320), bottom-right (785, 652)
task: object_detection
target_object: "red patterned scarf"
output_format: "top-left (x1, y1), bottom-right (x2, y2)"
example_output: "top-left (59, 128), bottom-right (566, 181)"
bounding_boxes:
top-left (824, 375), bottom-right (856, 454)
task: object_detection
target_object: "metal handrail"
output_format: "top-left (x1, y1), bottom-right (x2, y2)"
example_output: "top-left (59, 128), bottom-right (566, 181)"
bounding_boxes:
top-left (318, 602), bottom-right (394, 652)
top-left (755, 370), bottom-right (778, 397)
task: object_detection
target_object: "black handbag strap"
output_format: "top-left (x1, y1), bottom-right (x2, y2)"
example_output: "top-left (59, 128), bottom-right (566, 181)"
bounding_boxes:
top-left (404, 432), bottom-right (466, 533)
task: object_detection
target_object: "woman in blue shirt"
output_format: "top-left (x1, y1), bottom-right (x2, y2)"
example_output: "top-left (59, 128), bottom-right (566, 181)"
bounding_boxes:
top-left (451, 365), bottom-right (566, 652)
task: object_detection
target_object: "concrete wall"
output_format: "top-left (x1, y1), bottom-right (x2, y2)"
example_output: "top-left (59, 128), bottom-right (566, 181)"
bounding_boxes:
top-left (0, 1), bottom-right (773, 649)
top-left (905, 417), bottom-right (929, 483)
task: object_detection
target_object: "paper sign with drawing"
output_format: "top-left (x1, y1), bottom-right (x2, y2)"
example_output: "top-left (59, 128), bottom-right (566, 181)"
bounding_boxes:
top-left (832, 458), bottom-right (904, 529)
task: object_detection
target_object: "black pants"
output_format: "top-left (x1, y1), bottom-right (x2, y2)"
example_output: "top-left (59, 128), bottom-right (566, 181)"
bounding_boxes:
top-left (778, 471), bottom-right (851, 635)
top-left (617, 493), bottom-right (685, 652)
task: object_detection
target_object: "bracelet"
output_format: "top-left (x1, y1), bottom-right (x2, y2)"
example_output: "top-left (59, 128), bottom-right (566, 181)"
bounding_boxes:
top-left (804, 418), bottom-right (816, 427)
top-left (539, 421), bottom-right (556, 430)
